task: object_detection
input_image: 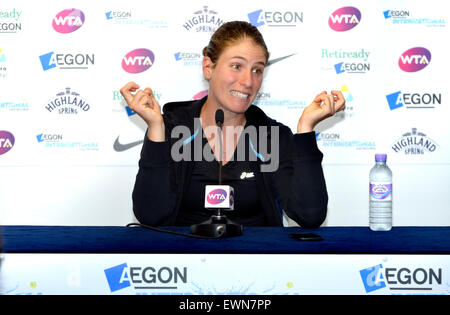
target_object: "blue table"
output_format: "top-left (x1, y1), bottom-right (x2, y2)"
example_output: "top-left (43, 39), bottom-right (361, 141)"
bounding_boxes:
top-left (1, 226), bottom-right (449, 295)
top-left (2, 225), bottom-right (449, 254)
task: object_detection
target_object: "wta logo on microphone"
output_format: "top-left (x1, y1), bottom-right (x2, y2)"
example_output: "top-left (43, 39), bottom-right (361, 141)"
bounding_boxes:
top-left (205, 185), bottom-right (234, 210)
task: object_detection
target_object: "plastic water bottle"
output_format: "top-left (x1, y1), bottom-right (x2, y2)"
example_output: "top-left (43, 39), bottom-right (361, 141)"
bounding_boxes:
top-left (369, 154), bottom-right (392, 231)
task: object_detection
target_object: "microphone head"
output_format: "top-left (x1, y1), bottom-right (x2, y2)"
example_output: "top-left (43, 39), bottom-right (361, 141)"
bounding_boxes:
top-left (215, 109), bottom-right (224, 127)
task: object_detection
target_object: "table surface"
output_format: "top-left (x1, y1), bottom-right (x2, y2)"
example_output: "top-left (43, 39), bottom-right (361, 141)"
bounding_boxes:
top-left (2, 225), bottom-right (449, 254)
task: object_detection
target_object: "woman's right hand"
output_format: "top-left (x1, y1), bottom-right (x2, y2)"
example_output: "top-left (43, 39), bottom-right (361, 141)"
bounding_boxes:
top-left (120, 81), bottom-right (166, 142)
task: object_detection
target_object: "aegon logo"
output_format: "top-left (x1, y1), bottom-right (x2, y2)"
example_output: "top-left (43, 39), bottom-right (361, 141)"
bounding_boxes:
top-left (0, 130), bottom-right (15, 155)
top-left (52, 9), bottom-right (85, 33)
top-left (360, 264), bottom-right (442, 293)
top-left (104, 263), bottom-right (187, 293)
top-left (248, 9), bottom-right (303, 27)
top-left (122, 48), bottom-right (155, 74)
top-left (329, 7), bottom-right (361, 32)
top-left (386, 91), bottom-right (441, 110)
top-left (207, 189), bottom-right (227, 205)
top-left (398, 47), bottom-right (431, 72)
top-left (39, 52), bottom-right (94, 71)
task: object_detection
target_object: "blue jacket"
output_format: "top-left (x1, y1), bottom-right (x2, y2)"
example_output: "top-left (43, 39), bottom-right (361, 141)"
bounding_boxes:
top-left (132, 96), bottom-right (328, 227)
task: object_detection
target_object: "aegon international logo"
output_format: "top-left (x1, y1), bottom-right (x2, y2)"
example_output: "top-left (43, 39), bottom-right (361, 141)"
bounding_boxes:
top-left (248, 9), bottom-right (303, 27)
top-left (329, 7), bottom-right (361, 32)
top-left (104, 263), bottom-right (187, 293)
top-left (39, 51), bottom-right (94, 71)
top-left (0, 130), bottom-right (15, 155)
top-left (386, 91), bottom-right (441, 110)
top-left (391, 128), bottom-right (438, 155)
top-left (52, 8), bottom-right (85, 33)
top-left (174, 52), bottom-right (202, 67)
top-left (36, 132), bottom-right (98, 151)
top-left (122, 48), bottom-right (155, 74)
top-left (316, 132), bottom-right (376, 151)
top-left (360, 264), bottom-right (443, 294)
top-left (383, 9), bottom-right (446, 27)
top-left (398, 47), bottom-right (431, 72)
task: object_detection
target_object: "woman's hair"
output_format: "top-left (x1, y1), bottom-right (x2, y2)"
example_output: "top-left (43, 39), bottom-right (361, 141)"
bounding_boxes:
top-left (202, 21), bottom-right (269, 64)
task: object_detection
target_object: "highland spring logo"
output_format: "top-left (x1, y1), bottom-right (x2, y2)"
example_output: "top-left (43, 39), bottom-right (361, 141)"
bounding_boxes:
top-left (392, 128), bottom-right (438, 155)
top-left (398, 47), bottom-right (431, 72)
top-left (182, 6), bottom-right (225, 33)
top-left (52, 9), bottom-right (85, 33)
top-left (329, 7), bottom-right (361, 31)
top-left (44, 88), bottom-right (91, 115)
top-left (122, 48), bottom-right (155, 73)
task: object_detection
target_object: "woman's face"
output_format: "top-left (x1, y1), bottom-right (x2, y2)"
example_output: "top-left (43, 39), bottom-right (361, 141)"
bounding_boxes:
top-left (203, 38), bottom-right (267, 115)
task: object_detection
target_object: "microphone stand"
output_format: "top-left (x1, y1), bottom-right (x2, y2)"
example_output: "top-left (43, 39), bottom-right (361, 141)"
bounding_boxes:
top-left (190, 110), bottom-right (243, 237)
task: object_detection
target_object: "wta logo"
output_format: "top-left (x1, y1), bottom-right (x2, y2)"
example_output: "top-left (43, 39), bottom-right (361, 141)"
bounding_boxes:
top-left (0, 131), bottom-right (15, 155)
top-left (207, 189), bottom-right (227, 205)
top-left (52, 9), bottom-right (85, 33)
top-left (398, 47), bottom-right (431, 72)
top-left (122, 49), bottom-right (155, 74)
top-left (329, 7), bottom-right (361, 31)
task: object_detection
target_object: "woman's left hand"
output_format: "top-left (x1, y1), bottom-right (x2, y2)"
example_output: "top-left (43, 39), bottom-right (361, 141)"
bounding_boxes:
top-left (297, 90), bottom-right (346, 133)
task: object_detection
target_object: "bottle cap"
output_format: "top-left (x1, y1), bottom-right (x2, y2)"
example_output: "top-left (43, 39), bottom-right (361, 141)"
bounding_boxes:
top-left (375, 154), bottom-right (387, 162)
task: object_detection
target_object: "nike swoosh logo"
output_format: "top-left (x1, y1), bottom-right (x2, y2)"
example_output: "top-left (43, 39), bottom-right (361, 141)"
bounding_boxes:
top-left (113, 136), bottom-right (143, 152)
top-left (267, 53), bottom-right (296, 66)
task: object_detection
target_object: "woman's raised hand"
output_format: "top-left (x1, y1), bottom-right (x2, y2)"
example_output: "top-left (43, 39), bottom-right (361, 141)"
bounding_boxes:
top-left (297, 90), bottom-right (346, 134)
top-left (120, 81), bottom-right (165, 141)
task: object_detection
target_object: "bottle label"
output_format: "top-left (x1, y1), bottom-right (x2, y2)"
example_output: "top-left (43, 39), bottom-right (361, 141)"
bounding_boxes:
top-left (370, 182), bottom-right (392, 201)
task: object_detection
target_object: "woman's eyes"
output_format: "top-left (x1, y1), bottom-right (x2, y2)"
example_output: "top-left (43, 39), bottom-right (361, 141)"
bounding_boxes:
top-left (231, 64), bottom-right (264, 74)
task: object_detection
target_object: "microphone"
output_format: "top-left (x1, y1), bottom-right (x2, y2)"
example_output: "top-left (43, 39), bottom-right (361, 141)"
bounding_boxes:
top-left (190, 109), bottom-right (242, 237)
top-left (215, 109), bottom-right (224, 185)
top-left (215, 108), bottom-right (224, 128)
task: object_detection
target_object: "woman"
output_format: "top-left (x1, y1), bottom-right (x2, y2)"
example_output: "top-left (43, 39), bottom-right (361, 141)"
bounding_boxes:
top-left (120, 21), bottom-right (345, 228)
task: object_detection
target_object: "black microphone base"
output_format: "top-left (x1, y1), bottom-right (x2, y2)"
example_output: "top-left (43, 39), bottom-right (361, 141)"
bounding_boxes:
top-left (190, 215), bottom-right (242, 237)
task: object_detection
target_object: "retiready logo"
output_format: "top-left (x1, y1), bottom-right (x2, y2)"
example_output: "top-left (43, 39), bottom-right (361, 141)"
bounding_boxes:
top-left (0, 130), bottom-right (15, 155)
top-left (0, 8), bottom-right (23, 33)
top-left (329, 7), bottom-right (361, 31)
top-left (52, 9), bottom-right (85, 33)
top-left (398, 47), bottom-right (431, 72)
top-left (122, 48), bottom-right (155, 73)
